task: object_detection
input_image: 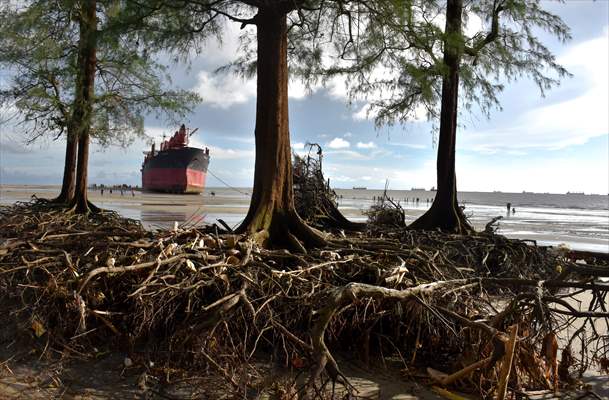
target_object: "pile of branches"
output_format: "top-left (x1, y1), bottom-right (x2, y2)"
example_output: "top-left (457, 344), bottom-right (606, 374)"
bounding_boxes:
top-left (294, 143), bottom-right (362, 231)
top-left (1, 199), bottom-right (608, 399)
top-left (365, 182), bottom-right (406, 228)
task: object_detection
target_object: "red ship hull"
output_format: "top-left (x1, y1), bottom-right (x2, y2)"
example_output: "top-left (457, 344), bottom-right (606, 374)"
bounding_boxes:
top-left (142, 167), bottom-right (206, 194)
top-left (142, 146), bottom-right (209, 194)
top-left (141, 125), bottom-right (210, 194)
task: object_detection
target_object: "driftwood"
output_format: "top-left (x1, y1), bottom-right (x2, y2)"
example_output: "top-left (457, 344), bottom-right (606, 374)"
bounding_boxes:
top-left (0, 199), bottom-right (608, 399)
top-left (496, 324), bottom-right (518, 400)
top-left (365, 180), bottom-right (407, 228)
top-left (293, 143), bottom-right (363, 231)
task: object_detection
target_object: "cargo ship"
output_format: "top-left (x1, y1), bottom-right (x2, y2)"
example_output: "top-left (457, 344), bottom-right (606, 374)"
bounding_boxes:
top-left (141, 124), bottom-right (210, 194)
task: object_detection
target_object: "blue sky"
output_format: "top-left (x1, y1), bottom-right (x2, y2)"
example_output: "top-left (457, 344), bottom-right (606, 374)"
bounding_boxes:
top-left (1, 0), bottom-right (608, 194)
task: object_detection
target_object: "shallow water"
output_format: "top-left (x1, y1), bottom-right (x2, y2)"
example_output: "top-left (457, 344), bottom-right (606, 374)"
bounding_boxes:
top-left (336, 189), bottom-right (609, 253)
top-left (1, 185), bottom-right (607, 253)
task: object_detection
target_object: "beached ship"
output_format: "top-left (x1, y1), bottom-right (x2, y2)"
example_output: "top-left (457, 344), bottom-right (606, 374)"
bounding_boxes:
top-left (141, 124), bottom-right (210, 194)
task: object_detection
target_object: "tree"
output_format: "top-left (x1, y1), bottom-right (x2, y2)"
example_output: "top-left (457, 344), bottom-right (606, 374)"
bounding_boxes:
top-left (235, 4), bottom-right (327, 251)
top-left (69, 0), bottom-right (97, 212)
top-left (137, 0), bottom-right (370, 250)
top-left (0, 0), bottom-right (199, 211)
top-left (0, 1), bottom-right (78, 203)
top-left (306, 0), bottom-right (571, 233)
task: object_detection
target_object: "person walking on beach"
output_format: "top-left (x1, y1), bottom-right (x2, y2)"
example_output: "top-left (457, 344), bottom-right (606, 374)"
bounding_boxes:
top-left (506, 202), bottom-right (511, 215)
top-left (100, 188), bottom-right (104, 196)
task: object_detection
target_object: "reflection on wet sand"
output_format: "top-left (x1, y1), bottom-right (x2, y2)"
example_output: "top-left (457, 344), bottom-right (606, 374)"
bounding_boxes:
top-left (141, 210), bottom-right (187, 228)
top-left (1, 185), bottom-right (607, 252)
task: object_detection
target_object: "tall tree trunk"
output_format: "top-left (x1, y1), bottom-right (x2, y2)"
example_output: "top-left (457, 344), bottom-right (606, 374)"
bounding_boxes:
top-left (52, 129), bottom-right (77, 204)
top-left (69, 0), bottom-right (97, 213)
top-left (235, 7), bottom-right (325, 251)
top-left (409, 0), bottom-right (473, 234)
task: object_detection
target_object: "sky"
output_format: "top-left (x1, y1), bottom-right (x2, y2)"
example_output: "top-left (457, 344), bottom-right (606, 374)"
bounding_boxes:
top-left (1, 1), bottom-right (608, 195)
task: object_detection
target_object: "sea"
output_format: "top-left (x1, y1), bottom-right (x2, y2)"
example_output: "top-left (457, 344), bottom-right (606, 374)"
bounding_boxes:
top-left (1, 185), bottom-right (608, 253)
top-left (336, 188), bottom-right (609, 253)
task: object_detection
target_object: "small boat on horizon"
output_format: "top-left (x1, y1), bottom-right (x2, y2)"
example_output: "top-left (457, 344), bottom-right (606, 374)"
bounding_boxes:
top-left (353, 186), bottom-right (367, 190)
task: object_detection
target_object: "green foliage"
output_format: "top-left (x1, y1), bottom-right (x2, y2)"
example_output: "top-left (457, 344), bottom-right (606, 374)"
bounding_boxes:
top-left (296, 0), bottom-right (572, 128)
top-left (0, 0), bottom-right (201, 147)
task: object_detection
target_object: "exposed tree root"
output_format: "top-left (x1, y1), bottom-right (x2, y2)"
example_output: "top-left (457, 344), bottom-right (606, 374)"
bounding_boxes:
top-left (238, 209), bottom-right (327, 253)
top-left (309, 280), bottom-right (473, 386)
top-left (67, 198), bottom-right (101, 214)
top-left (409, 199), bottom-right (474, 234)
top-left (1, 200), bottom-right (608, 398)
top-left (49, 194), bottom-right (74, 206)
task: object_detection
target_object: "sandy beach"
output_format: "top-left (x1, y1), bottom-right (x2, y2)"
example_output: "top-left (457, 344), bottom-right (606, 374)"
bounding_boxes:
top-left (2, 185), bottom-right (607, 253)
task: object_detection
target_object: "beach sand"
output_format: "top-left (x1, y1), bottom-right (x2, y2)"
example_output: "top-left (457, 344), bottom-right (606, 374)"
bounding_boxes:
top-left (2, 185), bottom-right (607, 253)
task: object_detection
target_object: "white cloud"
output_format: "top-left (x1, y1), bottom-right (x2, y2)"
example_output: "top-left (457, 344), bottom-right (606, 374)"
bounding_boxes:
top-left (389, 142), bottom-right (427, 150)
top-left (462, 27), bottom-right (609, 153)
top-left (288, 79), bottom-right (310, 99)
top-left (353, 100), bottom-right (427, 123)
top-left (463, 13), bottom-right (483, 38)
top-left (194, 71), bottom-right (256, 109)
top-left (325, 149), bottom-right (368, 160)
top-left (327, 137), bottom-right (350, 149)
top-left (205, 145), bottom-right (254, 160)
top-left (356, 141), bottom-right (377, 149)
top-left (329, 175), bottom-right (356, 182)
top-left (353, 104), bottom-right (376, 121)
top-left (292, 142), bottom-right (305, 150)
top-left (188, 137), bottom-right (254, 160)
top-left (189, 23), bottom-right (248, 67)
top-left (323, 159), bottom-right (437, 189)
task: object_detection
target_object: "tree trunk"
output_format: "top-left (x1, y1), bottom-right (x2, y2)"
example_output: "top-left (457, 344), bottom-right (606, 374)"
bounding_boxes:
top-left (409, 0), bottom-right (473, 234)
top-left (235, 7), bottom-right (325, 251)
top-left (69, 0), bottom-right (98, 213)
top-left (52, 130), bottom-right (77, 204)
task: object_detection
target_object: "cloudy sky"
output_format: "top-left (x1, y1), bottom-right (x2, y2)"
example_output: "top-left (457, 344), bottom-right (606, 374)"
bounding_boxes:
top-left (1, 1), bottom-right (608, 194)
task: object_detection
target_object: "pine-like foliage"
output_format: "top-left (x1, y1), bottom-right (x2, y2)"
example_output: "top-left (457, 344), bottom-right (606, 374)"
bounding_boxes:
top-left (297, 0), bottom-right (571, 127)
top-left (0, 0), bottom-right (200, 146)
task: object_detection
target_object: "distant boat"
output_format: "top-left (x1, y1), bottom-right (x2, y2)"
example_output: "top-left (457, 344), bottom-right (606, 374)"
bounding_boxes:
top-left (566, 191), bottom-right (585, 195)
top-left (430, 186), bottom-right (436, 191)
top-left (411, 187), bottom-right (425, 191)
top-left (353, 186), bottom-right (367, 190)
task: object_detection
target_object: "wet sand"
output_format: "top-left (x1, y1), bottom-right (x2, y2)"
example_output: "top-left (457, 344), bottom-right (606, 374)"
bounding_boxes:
top-left (1, 185), bottom-right (608, 253)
